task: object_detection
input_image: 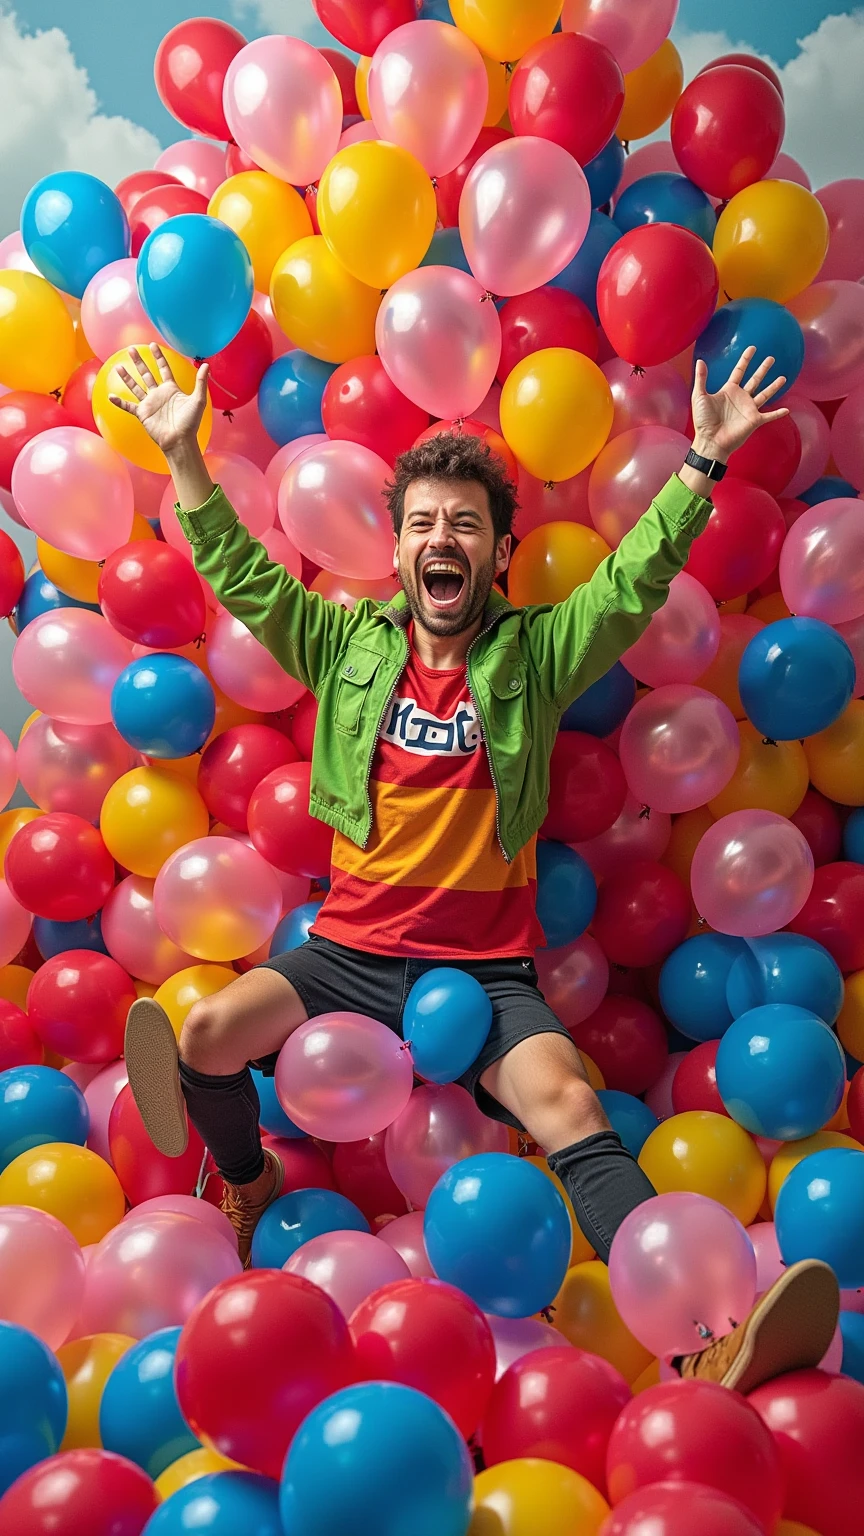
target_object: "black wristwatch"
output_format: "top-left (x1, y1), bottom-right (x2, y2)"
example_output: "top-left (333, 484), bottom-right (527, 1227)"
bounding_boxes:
top-left (684, 448), bottom-right (727, 481)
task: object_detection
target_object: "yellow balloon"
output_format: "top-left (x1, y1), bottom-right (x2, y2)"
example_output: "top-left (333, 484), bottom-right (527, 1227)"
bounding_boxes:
top-left (36, 540), bottom-right (101, 604)
top-left (482, 54), bottom-right (511, 127)
top-left (150, 751), bottom-right (201, 785)
top-left (208, 687), bottom-right (265, 742)
top-left (552, 1260), bottom-right (653, 1384)
top-left (805, 699), bottom-right (864, 805)
top-left (697, 615), bottom-right (764, 720)
top-left (451, 0), bottom-right (563, 62)
top-left (639, 1110), bottom-right (766, 1224)
top-left (100, 766), bottom-right (210, 878)
top-left (578, 1051), bottom-right (605, 1092)
top-left (508, 522), bottom-right (611, 607)
top-left (662, 806), bottom-right (714, 890)
top-left (0, 1141), bottom-right (125, 1244)
top-left (155, 1447), bottom-right (243, 1500)
top-left (501, 349), bottom-right (613, 483)
top-left (129, 511), bottom-right (157, 543)
top-left (317, 141), bottom-right (437, 290)
top-left (768, 1129), bottom-right (864, 1211)
top-left (18, 711), bottom-right (41, 743)
top-left (0, 271), bottom-right (77, 393)
top-left (708, 722), bottom-right (808, 819)
top-left (747, 591), bottom-right (790, 624)
top-left (631, 1358), bottom-right (661, 1393)
top-left (838, 970), bottom-right (864, 1059)
top-left (355, 56), bottom-right (372, 119)
top-left (93, 345), bottom-right (212, 473)
top-left (0, 963), bottom-right (35, 1012)
top-left (270, 236), bottom-right (381, 364)
top-left (713, 181), bottom-right (829, 304)
top-left (209, 172), bottom-right (313, 296)
top-left (526, 1156), bottom-right (594, 1266)
top-left (0, 806), bottom-right (41, 862)
top-left (469, 1458), bottom-right (609, 1536)
top-left (617, 40), bottom-right (683, 142)
top-left (775, 1524), bottom-right (823, 1536)
top-left (57, 1333), bottom-right (135, 1449)
top-left (154, 964), bottom-right (237, 1043)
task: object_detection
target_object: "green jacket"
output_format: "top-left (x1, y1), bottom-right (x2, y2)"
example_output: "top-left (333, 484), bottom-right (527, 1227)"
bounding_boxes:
top-left (177, 475), bottom-right (711, 863)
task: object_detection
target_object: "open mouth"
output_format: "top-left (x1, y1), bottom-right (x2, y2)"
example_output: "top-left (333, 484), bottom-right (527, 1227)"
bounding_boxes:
top-left (421, 560), bottom-right (467, 609)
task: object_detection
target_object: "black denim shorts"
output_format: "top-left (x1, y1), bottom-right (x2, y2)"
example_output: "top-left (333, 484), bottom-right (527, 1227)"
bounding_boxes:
top-left (255, 933), bottom-right (571, 1129)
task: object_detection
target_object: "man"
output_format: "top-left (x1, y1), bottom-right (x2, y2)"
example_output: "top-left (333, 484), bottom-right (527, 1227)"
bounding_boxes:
top-left (117, 343), bottom-right (838, 1390)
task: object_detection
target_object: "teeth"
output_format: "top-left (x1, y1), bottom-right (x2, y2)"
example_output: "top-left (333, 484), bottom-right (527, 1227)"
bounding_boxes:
top-left (425, 563), bottom-right (463, 575)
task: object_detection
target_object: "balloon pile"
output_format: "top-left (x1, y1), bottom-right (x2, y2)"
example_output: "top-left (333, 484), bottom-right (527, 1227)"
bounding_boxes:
top-left (1, 0), bottom-right (864, 1531)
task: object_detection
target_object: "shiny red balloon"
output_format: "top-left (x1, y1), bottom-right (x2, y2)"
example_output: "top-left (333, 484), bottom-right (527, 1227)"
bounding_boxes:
top-left (288, 692), bottom-right (318, 761)
top-left (175, 1270), bottom-right (355, 1479)
top-left (592, 861), bottom-right (690, 969)
top-left (571, 996), bottom-right (668, 1095)
top-left (109, 1083), bottom-right (205, 1206)
top-left (27, 950), bottom-right (135, 1064)
top-left (114, 169), bottom-right (181, 219)
top-left (672, 1040), bottom-right (728, 1116)
top-left (498, 288), bottom-right (598, 385)
top-left (207, 309), bottom-right (273, 412)
top-left (749, 1368), bottom-right (864, 1536)
top-left (598, 225), bottom-right (719, 368)
top-left (684, 479), bottom-right (785, 601)
top-left (671, 66), bottom-right (785, 200)
top-left (510, 33), bottom-right (624, 167)
top-left (0, 391), bottom-right (76, 491)
top-left (413, 417), bottom-right (518, 484)
top-left (128, 184), bottom-right (209, 258)
top-left (0, 529), bottom-right (24, 620)
top-left (727, 415), bottom-right (801, 498)
top-left (332, 1132), bottom-right (408, 1223)
top-left (436, 126), bottom-right (511, 230)
top-left (698, 53), bottom-right (784, 100)
top-left (791, 788), bottom-right (843, 868)
top-left (0, 1448), bottom-right (157, 1535)
top-left (154, 17), bottom-right (245, 140)
top-left (225, 141), bottom-right (261, 177)
top-left (849, 1066), bottom-right (864, 1144)
top-left (311, 0), bottom-right (415, 56)
top-left (198, 724), bottom-right (299, 832)
top-left (304, 183), bottom-right (321, 235)
top-left (61, 359), bottom-right (100, 433)
top-left (0, 998), bottom-right (43, 1071)
top-left (322, 356), bottom-right (429, 467)
top-left (350, 1277), bottom-right (496, 1438)
top-left (261, 1134), bottom-right (336, 1193)
top-left (247, 763), bottom-right (334, 879)
top-left (601, 1482), bottom-right (766, 1536)
top-left (787, 861), bottom-right (864, 973)
top-left (320, 47), bottom-right (359, 117)
top-left (543, 732), bottom-right (626, 844)
top-left (5, 813), bottom-right (115, 923)
top-left (99, 541), bottom-right (207, 649)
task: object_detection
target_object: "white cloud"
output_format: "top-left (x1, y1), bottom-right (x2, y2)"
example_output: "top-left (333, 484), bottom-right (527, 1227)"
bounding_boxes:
top-left (232, 0), bottom-right (332, 43)
top-left (0, 12), bottom-right (161, 238)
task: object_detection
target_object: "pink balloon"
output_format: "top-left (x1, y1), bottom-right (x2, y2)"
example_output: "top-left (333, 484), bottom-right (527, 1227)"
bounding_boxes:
top-left (101, 874), bottom-right (198, 985)
top-left (223, 36), bottom-right (342, 185)
top-left (84, 1061), bottom-right (129, 1166)
top-left (77, 1211), bottom-right (242, 1338)
top-left (816, 179), bottom-right (864, 282)
top-left (830, 386), bottom-right (864, 493)
top-left (562, 0), bottom-right (679, 74)
top-left (377, 1210), bottom-right (435, 1278)
top-left (780, 498), bottom-right (864, 624)
top-left (259, 526), bottom-right (303, 582)
top-left (644, 1052), bottom-right (687, 1121)
top-left (602, 359), bottom-right (690, 439)
top-left (12, 425), bottom-right (133, 560)
top-left (63, 1062), bottom-right (104, 1091)
top-left (821, 1322), bottom-right (844, 1373)
top-left (384, 1083), bottom-right (508, 1209)
top-left (0, 230), bottom-right (38, 274)
top-left (208, 609), bottom-right (307, 711)
top-left (746, 1220), bottom-right (785, 1296)
top-left (474, 382), bottom-right (502, 434)
top-left (770, 152), bottom-right (811, 190)
top-left (339, 121), bottom-right (379, 150)
top-left (285, 1229), bottom-right (411, 1319)
top-left (81, 258), bottom-right (159, 361)
top-left (514, 465), bottom-right (592, 539)
top-left (788, 279), bottom-right (864, 400)
top-left (486, 1314), bottom-right (570, 1382)
top-left (127, 461), bottom-right (170, 521)
top-left (310, 568), bottom-right (401, 609)
top-left (216, 827), bottom-right (310, 918)
top-left (460, 136), bottom-right (591, 298)
top-left (573, 793), bottom-right (672, 880)
top-left (0, 485), bottom-right (26, 527)
top-left (782, 391), bottom-right (831, 498)
top-left (0, 1205), bottom-right (86, 1349)
top-left (154, 139), bottom-right (227, 199)
top-left (534, 933), bottom-right (610, 1031)
top-left (13, 609), bottom-right (132, 726)
top-left (619, 685), bottom-right (739, 814)
top-left (0, 731), bottom-right (16, 811)
top-left (203, 452), bottom-right (275, 536)
top-left (613, 141), bottom-right (679, 205)
top-left (277, 441), bottom-right (394, 581)
top-left (621, 572), bottom-right (720, 687)
top-left (368, 20), bottom-right (488, 178)
top-left (275, 1012), bottom-right (415, 1141)
top-left (265, 434), bottom-right (327, 502)
top-left (835, 613), bottom-right (864, 698)
top-left (122, 1194), bottom-right (237, 1252)
top-left (376, 266), bottom-right (502, 419)
top-left (0, 879), bottom-right (32, 966)
top-left (691, 809), bottom-right (815, 937)
top-left (589, 426), bottom-right (692, 547)
top-left (609, 1192), bottom-right (757, 1361)
top-left (154, 836), bottom-right (282, 962)
top-left (251, 291), bottom-right (294, 359)
top-left (208, 397), bottom-right (279, 471)
top-left (17, 718), bottom-right (138, 822)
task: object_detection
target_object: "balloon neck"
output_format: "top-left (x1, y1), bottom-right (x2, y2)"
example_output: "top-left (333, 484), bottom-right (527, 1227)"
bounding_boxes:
top-left (194, 632), bottom-right (207, 649)
top-left (221, 409), bottom-right (235, 424)
top-left (539, 1304), bottom-right (556, 1323)
top-left (697, 915), bottom-right (708, 928)
top-left (620, 139), bottom-right (630, 155)
top-left (195, 1149), bottom-right (213, 1200)
top-left (49, 388), bottom-right (62, 401)
top-left (430, 176), bottom-right (438, 190)
top-left (638, 803), bottom-right (652, 820)
top-left (543, 480), bottom-right (556, 492)
top-left (762, 737), bottom-right (778, 747)
top-left (193, 356), bottom-right (206, 368)
top-left (480, 290), bottom-right (498, 304)
top-left (305, 182), bottom-right (318, 196)
top-left (399, 1040), bottom-right (412, 1053)
top-left (631, 365), bottom-right (646, 378)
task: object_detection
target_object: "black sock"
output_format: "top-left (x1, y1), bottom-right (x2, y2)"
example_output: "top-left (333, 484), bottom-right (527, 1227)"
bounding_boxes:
top-left (547, 1129), bottom-right (657, 1264)
top-left (178, 1060), bottom-right (265, 1187)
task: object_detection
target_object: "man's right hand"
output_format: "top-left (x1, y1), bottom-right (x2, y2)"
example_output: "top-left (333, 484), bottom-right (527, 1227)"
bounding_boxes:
top-left (108, 345), bottom-right (210, 456)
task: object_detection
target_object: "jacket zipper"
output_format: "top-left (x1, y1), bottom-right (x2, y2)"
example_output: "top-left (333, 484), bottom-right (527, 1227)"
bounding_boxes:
top-left (360, 627), bottom-right (409, 851)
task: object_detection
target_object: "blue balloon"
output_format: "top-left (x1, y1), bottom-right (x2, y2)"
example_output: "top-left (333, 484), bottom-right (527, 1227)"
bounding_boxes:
top-left (145, 1472), bottom-right (283, 1535)
top-left (15, 568), bottom-right (100, 631)
top-left (403, 967), bottom-right (492, 1084)
top-left (739, 617), bottom-right (855, 741)
top-left (111, 653), bottom-right (215, 758)
top-left (716, 1004), bottom-right (845, 1141)
top-left (251, 1187), bottom-right (369, 1270)
top-left (695, 297), bottom-right (804, 400)
top-left (424, 1152), bottom-right (571, 1317)
top-left (613, 172), bottom-right (716, 246)
top-left (269, 899), bottom-right (324, 957)
top-left (844, 807), bottom-right (864, 864)
top-left (584, 136), bottom-right (626, 208)
top-left (0, 1322), bottom-right (67, 1495)
top-left (799, 475), bottom-right (859, 506)
top-left (726, 934), bottom-right (844, 1026)
top-left (548, 210), bottom-right (620, 320)
top-left (420, 227), bottom-right (472, 275)
top-left (536, 842), bottom-right (597, 949)
top-left (21, 171), bottom-right (129, 298)
top-left (839, 1310), bottom-right (864, 1384)
top-left (99, 1326), bottom-right (198, 1479)
top-left (417, 0), bottom-right (454, 18)
top-left (561, 662), bottom-right (635, 737)
top-left (658, 933), bottom-right (744, 1042)
top-left (250, 1068), bottom-right (307, 1139)
top-left (0, 1066), bottom-right (88, 1171)
top-left (596, 1089), bottom-right (659, 1158)
top-left (33, 911), bottom-right (108, 960)
top-left (137, 214), bottom-right (253, 359)
top-left (281, 1381), bottom-right (473, 1536)
top-left (258, 350), bottom-right (336, 446)
top-left (776, 1147), bottom-right (864, 1288)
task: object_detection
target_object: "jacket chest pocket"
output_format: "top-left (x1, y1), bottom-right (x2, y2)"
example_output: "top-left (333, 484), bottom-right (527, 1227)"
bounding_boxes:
top-left (334, 649), bottom-right (383, 735)
top-left (487, 662), bottom-right (530, 740)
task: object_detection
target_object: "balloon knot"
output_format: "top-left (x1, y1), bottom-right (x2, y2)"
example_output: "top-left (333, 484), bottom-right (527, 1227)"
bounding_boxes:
top-left (222, 409), bottom-right (234, 424)
top-left (728, 1317), bottom-right (739, 1330)
top-left (305, 182), bottom-right (318, 196)
top-left (638, 803), bottom-right (651, 820)
top-left (697, 915), bottom-right (708, 928)
top-left (631, 365), bottom-right (645, 378)
top-left (399, 1040), bottom-right (412, 1053)
top-left (480, 290), bottom-right (497, 303)
top-left (504, 60), bottom-right (515, 75)
top-left (193, 356), bottom-right (205, 368)
top-left (621, 139), bottom-right (630, 154)
top-left (543, 480), bottom-right (556, 491)
top-left (49, 388), bottom-right (62, 401)
top-left (194, 632), bottom-right (206, 649)
top-left (611, 963), bottom-right (630, 975)
top-left (762, 737), bottom-right (778, 747)
top-left (430, 176), bottom-right (438, 190)
top-left (695, 1321), bottom-right (715, 1340)
top-left (540, 1305), bottom-right (556, 1323)
top-left (97, 560), bottom-right (105, 570)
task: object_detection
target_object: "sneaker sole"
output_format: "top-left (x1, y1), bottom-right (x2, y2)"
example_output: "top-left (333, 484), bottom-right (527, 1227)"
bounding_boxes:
top-left (724, 1258), bottom-right (840, 1395)
top-left (124, 997), bottom-right (189, 1158)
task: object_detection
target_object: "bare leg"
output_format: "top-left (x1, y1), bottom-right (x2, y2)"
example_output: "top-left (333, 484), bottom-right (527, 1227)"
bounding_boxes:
top-left (479, 1032), bottom-right (610, 1152)
top-left (179, 965), bottom-right (309, 1074)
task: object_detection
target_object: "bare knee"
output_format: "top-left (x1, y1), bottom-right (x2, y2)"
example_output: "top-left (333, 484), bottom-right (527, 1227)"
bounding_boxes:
top-left (180, 993), bottom-right (240, 1073)
top-left (523, 1072), bottom-right (610, 1154)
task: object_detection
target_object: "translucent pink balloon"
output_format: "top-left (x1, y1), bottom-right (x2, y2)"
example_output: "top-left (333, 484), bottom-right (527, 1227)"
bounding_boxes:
top-left (121, 1194), bottom-right (236, 1252)
top-left (101, 874), bottom-right (197, 985)
top-left (816, 179), bottom-right (864, 282)
top-left (613, 140), bottom-right (678, 205)
top-left (368, 20), bottom-right (488, 178)
top-left (573, 793), bottom-right (672, 880)
top-left (259, 526), bottom-right (303, 582)
top-left (534, 933), bottom-right (610, 1031)
top-left (821, 1322), bottom-right (844, 1372)
top-left (277, 441), bottom-right (394, 581)
top-left (619, 685), bottom-right (739, 814)
top-left (460, 136), bottom-right (591, 298)
top-left (691, 809), bottom-right (815, 937)
top-left (384, 1083), bottom-right (508, 1209)
top-left (621, 572), bottom-right (720, 687)
top-left (602, 359), bottom-right (690, 439)
top-left (0, 731), bottom-right (16, 812)
top-left (285, 1229), bottom-right (411, 1319)
top-left (251, 291), bottom-right (293, 359)
top-left (84, 1061), bottom-right (129, 1166)
top-left (514, 466), bottom-right (592, 540)
top-left (770, 152), bottom-right (811, 190)
top-left (275, 1012), bottom-right (415, 1141)
top-left (81, 258), bottom-right (159, 361)
top-left (223, 36), bottom-right (342, 185)
top-left (829, 385), bottom-right (864, 493)
top-left (208, 610), bottom-right (306, 712)
top-left (339, 121), bottom-right (379, 150)
top-left (154, 139), bottom-right (227, 199)
top-left (13, 609), bottom-right (132, 725)
top-left (265, 434), bottom-right (327, 502)
top-left (127, 461), bottom-right (170, 521)
top-left (63, 1062), bottom-right (104, 1091)
top-left (376, 266), bottom-right (502, 420)
top-left (203, 452), bottom-right (275, 536)
top-left (377, 1210), bottom-right (435, 1278)
top-left (562, 0), bottom-right (679, 73)
top-left (609, 1191), bottom-right (757, 1361)
top-left (474, 382), bottom-right (502, 433)
top-left (644, 1052), bottom-right (687, 1121)
top-left (310, 569), bottom-right (401, 609)
top-left (788, 280), bottom-right (864, 400)
top-left (746, 1220), bottom-right (784, 1297)
top-left (0, 879), bottom-right (32, 966)
top-left (588, 426), bottom-right (691, 548)
top-left (77, 1211), bottom-right (242, 1338)
top-left (782, 391), bottom-right (831, 498)
top-left (486, 1314), bottom-right (570, 1383)
top-left (0, 1205), bottom-right (86, 1349)
top-left (208, 397), bottom-right (278, 471)
top-left (780, 498), bottom-right (864, 624)
top-left (154, 835), bottom-right (282, 963)
top-left (12, 425), bottom-right (133, 560)
top-left (835, 613), bottom-right (864, 697)
top-left (17, 718), bottom-right (138, 822)
top-left (0, 485), bottom-right (25, 527)
top-left (215, 827), bottom-right (310, 919)
top-left (0, 230), bottom-right (38, 274)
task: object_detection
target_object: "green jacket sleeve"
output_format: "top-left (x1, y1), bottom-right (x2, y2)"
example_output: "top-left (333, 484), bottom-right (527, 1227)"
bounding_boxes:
top-left (520, 474), bottom-right (713, 711)
top-left (175, 483), bottom-right (350, 695)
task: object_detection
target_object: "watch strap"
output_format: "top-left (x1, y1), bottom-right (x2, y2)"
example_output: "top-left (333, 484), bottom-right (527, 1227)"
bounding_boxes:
top-left (685, 448), bottom-right (727, 481)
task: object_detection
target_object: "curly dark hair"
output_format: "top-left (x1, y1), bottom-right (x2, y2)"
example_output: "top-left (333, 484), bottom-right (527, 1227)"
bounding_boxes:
top-left (386, 431), bottom-right (519, 541)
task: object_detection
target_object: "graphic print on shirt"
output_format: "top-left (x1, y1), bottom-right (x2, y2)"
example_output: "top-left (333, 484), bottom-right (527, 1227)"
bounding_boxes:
top-left (382, 694), bottom-right (481, 758)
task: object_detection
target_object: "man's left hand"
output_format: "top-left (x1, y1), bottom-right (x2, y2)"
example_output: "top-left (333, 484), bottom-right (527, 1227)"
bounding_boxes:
top-left (690, 346), bottom-right (790, 464)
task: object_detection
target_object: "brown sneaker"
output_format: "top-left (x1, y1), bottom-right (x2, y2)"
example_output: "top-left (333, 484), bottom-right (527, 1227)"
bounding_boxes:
top-left (124, 997), bottom-right (189, 1158)
top-left (221, 1148), bottom-right (285, 1268)
top-left (676, 1258), bottom-right (839, 1395)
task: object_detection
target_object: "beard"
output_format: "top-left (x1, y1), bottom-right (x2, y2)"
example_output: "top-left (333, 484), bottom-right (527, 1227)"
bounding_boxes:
top-left (396, 549), bottom-right (498, 637)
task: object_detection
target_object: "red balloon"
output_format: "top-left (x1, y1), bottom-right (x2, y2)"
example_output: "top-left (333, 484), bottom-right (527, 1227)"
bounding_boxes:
top-left (225, 141), bottom-right (261, 176)
top-left (332, 1132), bottom-right (408, 1223)
top-left (515, 466), bottom-right (592, 539)
top-left (481, 1344), bottom-right (630, 1494)
top-left (207, 309), bottom-right (273, 412)
top-left (0, 529), bottom-right (24, 620)
top-left (128, 184), bottom-right (210, 258)
top-left (509, 33), bottom-right (624, 167)
top-left (247, 763), bottom-right (333, 879)
top-left (311, 0), bottom-right (415, 56)
top-left (0, 998), bottom-right (43, 1071)
top-left (727, 415), bottom-right (801, 497)
top-left (791, 788), bottom-right (843, 868)
top-left (571, 996), bottom-right (668, 1095)
top-left (671, 66), bottom-right (785, 200)
top-left (114, 170), bottom-right (181, 219)
top-left (749, 1368), bottom-right (864, 1536)
top-left (598, 225), bottom-right (719, 368)
top-left (61, 359), bottom-right (100, 433)
top-left (320, 47), bottom-right (359, 117)
top-left (601, 1482), bottom-right (766, 1536)
top-left (175, 1270), bottom-right (355, 1479)
top-left (698, 53), bottom-right (784, 101)
top-left (261, 1134), bottom-right (336, 1192)
top-left (684, 479), bottom-right (785, 601)
top-left (543, 732), bottom-right (626, 844)
top-left (607, 1380), bottom-right (784, 1532)
top-left (99, 541), bottom-right (207, 649)
top-left (154, 18), bottom-right (245, 141)
top-left (322, 356), bottom-right (429, 467)
top-left (0, 391), bottom-right (76, 492)
top-left (672, 1040), bottom-right (728, 1116)
top-left (27, 950), bottom-right (135, 1064)
top-left (436, 126), bottom-right (511, 229)
top-left (198, 724), bottom-right (299, 832)
top-left (288, 692), bottom-right (318, 761)
top-left (413, 417), bottom-right (518, 484)
top-left (5, 813), bottom-right (115, 923)
top-left (109, 1083), bottom-right (205, 1205)
top-left (592, 861), bottom-right (690, 969)
top-left (498, 288), bottom-right (598, 385)
top-left (0, 1448), bottom-right (157, 1535)
top-left (849, 1066), bottom-right (864, 1144)
top-left (350, 1277), bottom-right (496, 1438)
top-left (787, 861), bottom-right (864, 973)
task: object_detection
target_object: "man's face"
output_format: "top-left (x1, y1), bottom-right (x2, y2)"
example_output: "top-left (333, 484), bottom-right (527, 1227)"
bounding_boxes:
top-left (394, 477), bottom-right (511, 638)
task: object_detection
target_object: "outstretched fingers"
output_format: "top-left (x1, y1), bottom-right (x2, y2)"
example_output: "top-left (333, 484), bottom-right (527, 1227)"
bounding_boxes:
top-left (742, 354), bottom-right (776, 396)
top-left (116, 365), bottom-right (146, 402)
top-left (107, 394), bottom-right (139, 415)
top-left (728, 345), bottom-right (757, 388)
top-left (753, 373), bottom-right (787, 408)
top-left (128, 346), bottom-right (158, 391)
top-left (151, 344), bottom-right (176, 385)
